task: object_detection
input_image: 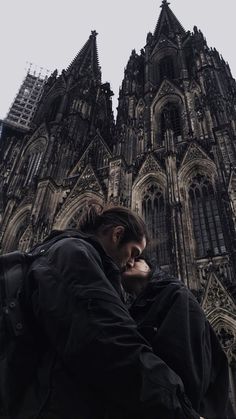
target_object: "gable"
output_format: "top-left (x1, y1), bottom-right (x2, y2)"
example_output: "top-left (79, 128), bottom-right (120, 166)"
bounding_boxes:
top-left (140, 153), bottom-right (163, 176)
top-left (69, 133), bottom-right (112, 177)
top-left (180, 143), bottom-right (211, 167)
top-left (67, 164), bottom-right (104, 200)
top-left (152, 79), bottom-right (183, 106)
top-left (133, 153), bottom-right (165, 187)
top-left (202, 273), bottom-right (236, 318)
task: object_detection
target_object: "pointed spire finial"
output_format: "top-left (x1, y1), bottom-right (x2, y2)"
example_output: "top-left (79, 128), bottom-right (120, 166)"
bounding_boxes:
top-left (91, 30), bottom-right (98, 37)
top-left (160, 0), bottom-right (170, 7)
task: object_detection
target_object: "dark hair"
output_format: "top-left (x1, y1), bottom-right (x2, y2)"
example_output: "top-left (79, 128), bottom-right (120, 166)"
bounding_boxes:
top-left (78, 201), bottom-right (148, 244)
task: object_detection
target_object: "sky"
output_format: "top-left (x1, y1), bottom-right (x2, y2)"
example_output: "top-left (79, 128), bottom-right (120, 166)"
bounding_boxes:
top-left (1, 0), bottom-right (236, 120)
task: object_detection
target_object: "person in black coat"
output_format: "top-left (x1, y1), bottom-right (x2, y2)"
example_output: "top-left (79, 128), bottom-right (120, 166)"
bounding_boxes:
top-left (122, 258), bottom-right (230, 419)
top-left (11, 204), bottom-right (199, 419)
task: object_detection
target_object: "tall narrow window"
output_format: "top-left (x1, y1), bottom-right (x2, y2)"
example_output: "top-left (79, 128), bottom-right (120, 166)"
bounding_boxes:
top-left (24, 152), bottom-right (43, 186)
top-left (189, 175), bottom-right (226, 258)
top-left (47, 96), bottom-right (61, 121)
top-left (160, 103), bottom-right (181, 143)
top-left (23, 140), bottom-right (46, 187)
top-left (142, 184), bottom-right (169, 265)
top-left (160, 56), bottom-right (175, 81)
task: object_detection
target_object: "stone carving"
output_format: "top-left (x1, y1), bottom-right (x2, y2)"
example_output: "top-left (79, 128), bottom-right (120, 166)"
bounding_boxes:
top-left (158, 80), bottom-right (176, 98)
top-left (194, 94), bottom-right (205, 121)
top-left (138, 154), bottom-right (162, 177)
top-left (70, 165), bottom-right (103, 197)
top-left (136, 99), bottom-right (145, 120)
top-left (216, 326), bottom-right (236, 362)
top-left (197, 256), bottom-right (234, 287)
top-left (181, 143), bottom-right (210, 166)
top-left (202, 274), bottom-right (236, 316)
top-left (69, 134), bottom-right (111, 177)
top-left (217, 327), bottom-right (235, 350)
top-left (108, 159), bottom-right (122, 200)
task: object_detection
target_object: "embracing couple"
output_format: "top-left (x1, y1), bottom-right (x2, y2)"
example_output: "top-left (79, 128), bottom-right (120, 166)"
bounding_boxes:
top-left (8, 203), bottom-right (230, 419)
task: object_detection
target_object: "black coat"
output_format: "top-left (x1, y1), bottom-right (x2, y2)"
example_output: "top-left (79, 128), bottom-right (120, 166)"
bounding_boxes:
top-left (15, 231), bottom-right (199, 419)
top-left (129, 269), bottom-right (230, 419)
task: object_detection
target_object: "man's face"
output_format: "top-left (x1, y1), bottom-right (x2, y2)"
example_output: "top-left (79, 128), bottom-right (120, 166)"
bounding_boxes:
top-left (105, 226), bottom-right (146, 270)
top-left (115, 237), bottom-right (147, 270)
top-left (99, 226), bottom-right (146, 270)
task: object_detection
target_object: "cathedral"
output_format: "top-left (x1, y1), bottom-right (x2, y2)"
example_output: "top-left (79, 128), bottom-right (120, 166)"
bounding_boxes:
top-left (0, 0), bottom-right (236, 412)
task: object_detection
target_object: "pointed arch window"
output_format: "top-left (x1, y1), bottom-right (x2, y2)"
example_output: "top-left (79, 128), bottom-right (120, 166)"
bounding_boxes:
top-left (24, 152), bottom-right (42, 186)
top-left (160, 56), bottom-right (175, 81)
top-left (189, 175), bottom-right (226, 258)
top-left (23, 139), bottom-right (46, 187)
top-left (160, 103), bottom-right (182, 143)
top-left (142, 184), bottom-right (169, 265)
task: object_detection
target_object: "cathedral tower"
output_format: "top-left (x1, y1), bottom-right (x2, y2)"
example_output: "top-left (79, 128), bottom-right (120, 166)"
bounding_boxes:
top-left (115, 1), bottom-right (236, 408)
top-left (116, 0), bottom-right (236, 287)
top-left (0, 31), bottom-right (114, 250)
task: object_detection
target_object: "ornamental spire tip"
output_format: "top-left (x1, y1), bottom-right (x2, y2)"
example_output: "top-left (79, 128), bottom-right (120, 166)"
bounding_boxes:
top-left (91, 30), bottom-right (98, 37)
top-left (160, 0), bottom-right (170, 7)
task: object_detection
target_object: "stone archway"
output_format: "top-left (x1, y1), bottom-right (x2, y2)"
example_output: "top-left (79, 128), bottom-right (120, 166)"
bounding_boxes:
top-left (1, 205), bottom-right (31, 252)
top-left (53, 192), bottom-right (104, 230)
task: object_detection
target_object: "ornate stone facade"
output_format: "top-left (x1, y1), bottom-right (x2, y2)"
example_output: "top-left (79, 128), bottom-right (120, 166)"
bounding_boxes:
top-left (0, 1), bottom-right (236, 413)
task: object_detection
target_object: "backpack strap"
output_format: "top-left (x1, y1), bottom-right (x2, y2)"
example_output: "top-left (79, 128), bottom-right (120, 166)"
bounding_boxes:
top-left (0, 233), bottom-right (74, 306)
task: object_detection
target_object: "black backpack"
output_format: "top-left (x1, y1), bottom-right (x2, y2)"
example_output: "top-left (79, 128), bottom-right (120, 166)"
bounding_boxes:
top-left (0, 231), bottom-right (73, 419)
top-left (0, 249), bottom-right (44, 418)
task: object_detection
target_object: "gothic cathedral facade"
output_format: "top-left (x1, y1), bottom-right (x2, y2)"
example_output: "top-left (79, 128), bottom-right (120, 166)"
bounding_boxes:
top-left (0, 0), bottom-right (236, 410)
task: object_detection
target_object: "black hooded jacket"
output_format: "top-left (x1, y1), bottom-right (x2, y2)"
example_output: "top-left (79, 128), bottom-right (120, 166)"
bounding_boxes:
top-left (129, 267), bottom-right (230, 419)
top-left (12, 231), bottom-right (200, 419)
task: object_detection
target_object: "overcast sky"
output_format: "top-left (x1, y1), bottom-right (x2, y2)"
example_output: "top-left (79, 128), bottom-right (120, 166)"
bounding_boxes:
top-left (1, 0), bottom-right (235, 120)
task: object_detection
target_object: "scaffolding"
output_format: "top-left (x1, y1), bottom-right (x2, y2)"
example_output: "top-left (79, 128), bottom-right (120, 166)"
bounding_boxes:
top-left (5, 63), bottom-right (50, 130)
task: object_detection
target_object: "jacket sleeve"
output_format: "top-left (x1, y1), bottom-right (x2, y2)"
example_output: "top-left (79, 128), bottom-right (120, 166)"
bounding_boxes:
top-left (142, 283), bottom-right (229, 418)
top-left (199, 320), bottom-right (229, 418)
top-left (30, 238), bottom-right (199, 419)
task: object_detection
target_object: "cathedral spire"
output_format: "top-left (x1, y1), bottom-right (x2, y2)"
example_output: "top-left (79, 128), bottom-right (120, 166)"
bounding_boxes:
top-left (153, 0), bottom-right (186, 41)
top-left (66, 30), bottom-right (101, 81)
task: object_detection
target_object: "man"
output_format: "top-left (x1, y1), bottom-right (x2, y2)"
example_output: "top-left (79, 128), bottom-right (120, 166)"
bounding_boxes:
top-left (13, 204), bottom-right (199, 419)
top-left (122, 258), bottom-right (230, 419)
